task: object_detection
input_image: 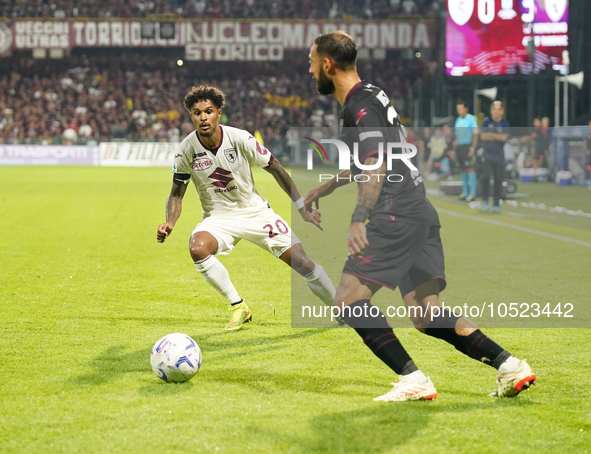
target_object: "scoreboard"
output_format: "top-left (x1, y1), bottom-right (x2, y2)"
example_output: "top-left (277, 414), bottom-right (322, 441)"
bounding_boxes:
top-left (446, 0), bottom-right (569, 76)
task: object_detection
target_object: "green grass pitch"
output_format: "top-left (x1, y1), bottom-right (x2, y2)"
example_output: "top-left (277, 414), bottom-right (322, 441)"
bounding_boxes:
top-left (1, 166), bottom-right (590, 453)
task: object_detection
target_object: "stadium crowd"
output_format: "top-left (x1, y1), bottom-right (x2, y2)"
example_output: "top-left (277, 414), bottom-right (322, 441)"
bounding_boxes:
top-left (0, 54), bottom-right (426, 148)
top-left (1, 0), bottom-right (443, 19)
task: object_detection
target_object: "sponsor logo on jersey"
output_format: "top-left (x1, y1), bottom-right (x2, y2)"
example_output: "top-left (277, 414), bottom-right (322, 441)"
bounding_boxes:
top-left (192, 158), bottom-right (214, 171)
top-left (193, 152), bottom-right (207, 159)
top-left (255, 141), bottom-right (269, 156)
top-left (214, 186), bottom-right (238, 194)
top-left (209, 167), bottom-right (234, 188)
top-left (224, 147), bottom-right (237, 163)
top-left (355, 107), bottom-right (368, 125)
top-left (359, 131), bottom-right (383, 141)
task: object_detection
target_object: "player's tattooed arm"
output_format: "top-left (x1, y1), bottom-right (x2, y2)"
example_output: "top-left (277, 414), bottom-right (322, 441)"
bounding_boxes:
top-left (356, 157), bottom-right (386, 214)
top-left (348, 157), bottom-right (385, 256)
top-left (264, 158), bottom-right (323, 230)
top-left (263, 157), bottom-right (301, 201)
top-left (157, 179), bottom-right (188, 243)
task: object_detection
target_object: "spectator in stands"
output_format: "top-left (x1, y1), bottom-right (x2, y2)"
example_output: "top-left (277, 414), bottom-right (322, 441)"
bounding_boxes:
top-left (520, 117), bottom-right (539, 166)
top-left (532, 116), bottom-right (551, 170)
top-left (0, 54), bottom-right (425, 147)
top-left (414, 126), bottom-right (431, 175)
top-left (427, 127), bottom-right (446, 178)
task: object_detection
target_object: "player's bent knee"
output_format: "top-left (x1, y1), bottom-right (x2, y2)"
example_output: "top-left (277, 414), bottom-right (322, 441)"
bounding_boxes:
top-left (189, 244), bottom-right (209, 261)
top-left (189, 236), bottom-right (216, 261)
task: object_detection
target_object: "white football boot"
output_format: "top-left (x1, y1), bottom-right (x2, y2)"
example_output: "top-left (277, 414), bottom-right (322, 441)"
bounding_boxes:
top-left (490, 358), bottom-right (536, 397)
top-left (373, 371), bottom-right (437, 402)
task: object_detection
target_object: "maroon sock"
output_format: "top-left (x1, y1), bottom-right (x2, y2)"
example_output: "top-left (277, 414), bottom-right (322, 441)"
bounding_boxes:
top-left (342, 300), bottom-right (417, 375)
top-left (425, 309), bottom-right (510, 369)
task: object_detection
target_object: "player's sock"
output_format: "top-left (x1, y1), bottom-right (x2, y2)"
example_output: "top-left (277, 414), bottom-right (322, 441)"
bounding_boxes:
top-left (424, 308), bottom-right (511, 369)
top-left (194, 255), bottom-right (242, 304)
top-left (461, 172), bottom-right (469, 196)
top-left (303, 264), bottom-right (336, 306)
top-left (468, 171), bottom-right (477, 198)
top-left (341, 300), bottom-right (418, 375)
top-left (403, 369), bottom-right (428, 382)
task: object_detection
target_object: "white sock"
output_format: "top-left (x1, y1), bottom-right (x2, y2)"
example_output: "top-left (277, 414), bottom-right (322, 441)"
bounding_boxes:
top-left (498, 356), bottom-right (520, 374)
top-left (303, 264), bottom-right (336, 306)
top-left (402, 370), bottom-right (428, 383)
top-left (194, 255), bottom-right (241, 304)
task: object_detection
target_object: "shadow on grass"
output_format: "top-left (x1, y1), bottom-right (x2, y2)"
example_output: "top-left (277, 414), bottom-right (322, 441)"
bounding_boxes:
top-left (192, 328), bottom-right (327, 363)
top-left (68, 329), bottom-right (327, 391)
top-left (74, 315), bottom-right (197, 324)
top-left (296, 404), bottom-right (431, 453)
top-left (69, 344), bottom-right (196, 396)
top-left (260, 398), bottom-right (535, 454)
top-left (68, 344), bottom-right (153, 387)
top-left (201, 365), bottom-right (384, 397)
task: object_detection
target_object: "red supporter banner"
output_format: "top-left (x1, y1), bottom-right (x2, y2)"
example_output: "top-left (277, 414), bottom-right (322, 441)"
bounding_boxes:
top-left (1, 19), bottom-right (435, 60)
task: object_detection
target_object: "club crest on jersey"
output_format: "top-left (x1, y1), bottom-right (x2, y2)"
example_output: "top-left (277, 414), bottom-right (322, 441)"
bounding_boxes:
top-left (224, 147), bottom-right (237, 163)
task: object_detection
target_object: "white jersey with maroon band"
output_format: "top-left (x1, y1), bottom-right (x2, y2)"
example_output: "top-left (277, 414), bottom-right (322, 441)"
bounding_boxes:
top-left (172, 125), bottom-right (273, 217)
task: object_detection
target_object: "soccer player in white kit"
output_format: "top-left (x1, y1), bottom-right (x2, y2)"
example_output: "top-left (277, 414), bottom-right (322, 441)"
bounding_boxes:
top-left (157, 85), bottom-right (336, 330)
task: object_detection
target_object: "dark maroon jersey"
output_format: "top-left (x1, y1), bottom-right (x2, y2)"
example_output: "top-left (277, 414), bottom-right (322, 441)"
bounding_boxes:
top-left (341, 82), bottom-right (439, 226)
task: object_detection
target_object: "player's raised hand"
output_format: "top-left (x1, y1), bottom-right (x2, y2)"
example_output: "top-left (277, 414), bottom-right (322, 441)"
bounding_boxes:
top-left (305, 185), bottom-right (333, 211)
top-left (347, 222), bottom-right (369, 257)
top-left (299, 207), bottom-right (323, 231)
top-left (157, 222), bottom-right (174, 243)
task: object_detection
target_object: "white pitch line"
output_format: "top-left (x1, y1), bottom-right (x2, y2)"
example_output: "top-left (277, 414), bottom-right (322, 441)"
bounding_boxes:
top-left (437, 208), bottom-right (591, 248)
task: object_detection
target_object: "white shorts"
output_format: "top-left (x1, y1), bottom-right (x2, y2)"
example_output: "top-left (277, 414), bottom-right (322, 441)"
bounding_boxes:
top-left (192, 206), bottom-right (301, 258)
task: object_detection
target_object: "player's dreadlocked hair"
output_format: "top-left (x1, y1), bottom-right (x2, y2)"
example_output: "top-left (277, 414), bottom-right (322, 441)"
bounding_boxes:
top-left (314, 30), bottom-right (357, 71)
top-left (183, 85), bottom-right (226, 111)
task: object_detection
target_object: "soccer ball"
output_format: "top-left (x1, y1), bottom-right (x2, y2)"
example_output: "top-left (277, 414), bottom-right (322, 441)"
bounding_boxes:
top-left (150, 333), bottom-right (202, 383)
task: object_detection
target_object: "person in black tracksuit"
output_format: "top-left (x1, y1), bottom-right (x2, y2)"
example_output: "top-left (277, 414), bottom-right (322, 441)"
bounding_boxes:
top-left (480, 102), bottom-right (510, 212)
top-left (304, 30), bottom-right (535, 401)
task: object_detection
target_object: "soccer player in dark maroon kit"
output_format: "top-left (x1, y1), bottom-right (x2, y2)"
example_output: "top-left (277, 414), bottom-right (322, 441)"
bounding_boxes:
top-left (304, 31), bottom-right (535, 401)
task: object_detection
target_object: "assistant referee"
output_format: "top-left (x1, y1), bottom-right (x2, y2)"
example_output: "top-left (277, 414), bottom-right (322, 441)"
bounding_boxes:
top-left (454, 100), bottom-right (479, 201)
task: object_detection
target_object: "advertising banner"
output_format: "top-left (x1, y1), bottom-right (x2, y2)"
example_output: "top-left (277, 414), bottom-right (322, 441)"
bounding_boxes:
top-left (2, 19), bottom-right (435, 60)
top-left (99, 142), bottom-right (178, 167)
top-left (0, 145), bottom-right (99, 165)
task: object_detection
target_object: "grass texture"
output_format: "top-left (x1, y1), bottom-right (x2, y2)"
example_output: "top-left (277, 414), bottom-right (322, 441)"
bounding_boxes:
top-left (1, 166), bottom-right (590, 453)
